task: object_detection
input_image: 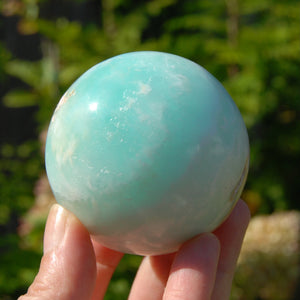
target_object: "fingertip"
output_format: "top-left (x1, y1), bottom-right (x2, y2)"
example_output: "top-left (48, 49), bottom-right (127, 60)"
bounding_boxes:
top-left (236, 199), bottom-right (251, 222)
top-left (215, 199), bottom-right (251, 235)
top-left (21, 204), bottom-right (97, 300)
top-left (210, 199), bottom-right (251, 300)
top-left (164, 233), bottom-right (220, 300)
top-left (89, 239), bottom-right (124, 300)
top-left (176, 232), bottom-right (220, 270)
top-left (43, 204), bottom-right (68, 254)
top-left (229, 199), bottom-right (251, 232)
top-left (91, 238), bottom-right (124, 269)
top-left (181, 232), bottom-right (220, 254)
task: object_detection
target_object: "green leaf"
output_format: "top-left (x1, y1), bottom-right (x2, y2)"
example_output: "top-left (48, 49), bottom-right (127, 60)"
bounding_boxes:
top-left (3, 89), bottom-right (38, 107)
top-left (5, 60), bottom-right (42, 88)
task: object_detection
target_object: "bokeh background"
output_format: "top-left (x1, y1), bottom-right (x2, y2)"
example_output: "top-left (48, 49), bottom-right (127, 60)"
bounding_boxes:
top-left (0, 0), bottom-right (299, 299)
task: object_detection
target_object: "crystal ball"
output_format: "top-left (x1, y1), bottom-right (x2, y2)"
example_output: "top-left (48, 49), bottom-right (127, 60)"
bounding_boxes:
top-left (45, 51), bottom-right (249, 255)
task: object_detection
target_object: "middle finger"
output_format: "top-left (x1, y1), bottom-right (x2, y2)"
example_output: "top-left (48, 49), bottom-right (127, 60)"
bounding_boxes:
top-left (128, 253), bottom-right (175, 300)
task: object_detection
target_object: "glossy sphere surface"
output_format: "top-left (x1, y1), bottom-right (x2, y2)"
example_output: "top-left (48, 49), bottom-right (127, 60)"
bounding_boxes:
top-left (45, 51), bottom-right (249, 255)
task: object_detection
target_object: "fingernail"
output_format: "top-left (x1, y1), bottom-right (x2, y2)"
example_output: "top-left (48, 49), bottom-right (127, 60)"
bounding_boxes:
top-left (43, 204), bottom-right (69, 254)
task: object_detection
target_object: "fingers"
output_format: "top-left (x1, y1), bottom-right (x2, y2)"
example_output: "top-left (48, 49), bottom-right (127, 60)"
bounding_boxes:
top-left (19, 204), bottom-right (97, 300)
top-left (19, 199), bottom-right (250, 300)
top-left (130, 234), bottom-right (220, 300)
top-left (211, 199), bottom-right (251, 300)
top-left (163, 233), bottom-right (220, 300)
top-left (129, 199), bottom-right (250, 300)
top-left (128, 253), bottom-right (175, 300)
top-left (90, 240), bottom-right (124, 300)
top-left (19, 204), bottom-right (124, 300)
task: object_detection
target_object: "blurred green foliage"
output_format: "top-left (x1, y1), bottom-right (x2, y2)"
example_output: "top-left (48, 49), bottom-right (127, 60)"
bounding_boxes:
top-left (0, 0), bottom-right (299, 299)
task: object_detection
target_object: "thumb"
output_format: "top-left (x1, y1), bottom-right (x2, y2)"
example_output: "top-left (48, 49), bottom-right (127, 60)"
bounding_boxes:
top-left (19, 204), bottom-right (97, 300)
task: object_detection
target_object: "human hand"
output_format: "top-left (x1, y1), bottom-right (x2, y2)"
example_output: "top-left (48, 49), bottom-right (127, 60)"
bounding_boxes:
top-left (19, 199), bottom-right (250, 300)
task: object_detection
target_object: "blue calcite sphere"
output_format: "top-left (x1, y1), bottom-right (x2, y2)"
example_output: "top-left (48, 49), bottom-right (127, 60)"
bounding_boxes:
top-left (45, 51), bottom-right (249, 255)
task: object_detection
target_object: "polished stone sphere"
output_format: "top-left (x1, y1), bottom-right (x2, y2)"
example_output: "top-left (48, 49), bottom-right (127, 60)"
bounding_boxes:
top-left (45, 51), bottom-right (249, 255)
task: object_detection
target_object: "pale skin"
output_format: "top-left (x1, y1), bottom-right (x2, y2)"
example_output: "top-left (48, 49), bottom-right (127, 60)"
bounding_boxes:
top-left (19, 199), bottom-right (250, 300)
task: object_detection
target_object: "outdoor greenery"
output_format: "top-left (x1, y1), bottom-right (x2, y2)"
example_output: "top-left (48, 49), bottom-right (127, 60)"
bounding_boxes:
top-left (0, 0), bottom-right (299, 299)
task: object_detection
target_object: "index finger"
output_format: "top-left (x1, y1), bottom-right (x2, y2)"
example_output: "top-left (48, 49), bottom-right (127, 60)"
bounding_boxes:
top-left (90, 240), bottom-right (124, 300)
